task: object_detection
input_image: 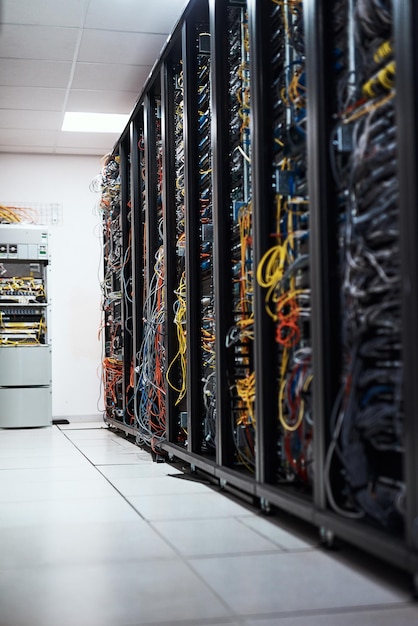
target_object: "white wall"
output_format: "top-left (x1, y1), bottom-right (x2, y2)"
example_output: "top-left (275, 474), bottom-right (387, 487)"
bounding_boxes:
top-left (0, 153), bottom-right (104, 419)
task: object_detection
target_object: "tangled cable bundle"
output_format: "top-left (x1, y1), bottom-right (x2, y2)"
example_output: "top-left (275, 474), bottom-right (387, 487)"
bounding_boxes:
top-left (135, 246), bottom-right (166, 451)
top-left (326, 0), bottom-right (404, 528)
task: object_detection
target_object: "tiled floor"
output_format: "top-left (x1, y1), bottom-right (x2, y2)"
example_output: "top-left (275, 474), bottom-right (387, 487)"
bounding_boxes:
top-left (0, 422), bottom-right (417, 626)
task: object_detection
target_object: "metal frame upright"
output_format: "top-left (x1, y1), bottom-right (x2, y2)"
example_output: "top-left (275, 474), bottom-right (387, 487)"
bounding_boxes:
top-left (394, 0), bottom-right (418, 568)
top-left (119, 135), bottom-right (134, 428)
top-left (161, 53), bottom-right (180, 447)
top-left (129, 109), bottom-right (146, 437)
top-left (209, 0), bottom-right (236, 472)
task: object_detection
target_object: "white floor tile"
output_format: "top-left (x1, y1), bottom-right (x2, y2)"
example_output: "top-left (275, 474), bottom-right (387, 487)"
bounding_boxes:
top-left (128, 491), bottom-right (252, 521)
top-left (0, 496), bottom-right (141, 528)
top-left (244, 605), bottom-right (418, 625)
top-left (97, 463), bottom-right (183, 479)
top-left (190, 552), bottom-right (410, 615)
top-left (67, 439), bottom-right (132, 451)
top-left (79, 442), bottom-right (147, 454)
top-left (58, 421), bottom-right (108, 430)
top-left (0, 478), bottom-right (119, 502)
top-left (0, 434), bottom-right (72, 445)
top-left (0, 433), bottom-right (64, 446)
top-left (71, 443), bottom-right (141, 456)
top-left (63, 430), bottom-right (117, 440)
top-left (0, 444), bottom-right (79, 458)
top-left (0, 447), bottom-right (77, 460)
top-left (0, 454), bottom-right (92, 470)
top-left (239, 515), bottom-right (315, 550)
top-left (0, 426), bottom-right (414, 626)
top-left (81, 451), bottom-right (157, 465)
top-left (107, 474), bottom-right (213, 497)
top-left (0, 465), bottom-right (102, 483)
top-left (152, 517), bottom-right (282, 556)
top-left (0, 560), bottom-right (232, 626)
top-left (0, 520), bottom-right (178, 568)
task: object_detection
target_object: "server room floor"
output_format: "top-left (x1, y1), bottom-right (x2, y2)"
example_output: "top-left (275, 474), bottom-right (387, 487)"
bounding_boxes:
top-left (0, 421), bottom-right (417, 626)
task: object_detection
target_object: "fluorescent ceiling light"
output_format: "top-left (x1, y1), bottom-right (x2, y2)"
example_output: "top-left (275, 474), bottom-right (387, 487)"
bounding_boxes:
top-left (62, 112), bottom-right (129, 133)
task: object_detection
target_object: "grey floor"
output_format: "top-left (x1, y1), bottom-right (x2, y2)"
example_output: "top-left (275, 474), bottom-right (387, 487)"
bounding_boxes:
top-left (0, 422), bottom-right (417, 626)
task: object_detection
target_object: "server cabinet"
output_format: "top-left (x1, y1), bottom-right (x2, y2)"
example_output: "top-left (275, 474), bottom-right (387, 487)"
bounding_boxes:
top-left (248, 0), bottom-right (314, 519)
top-left (0, 225), bottom-right (51, 427)
top-left (100, 0), bottom-right (418, 579)
top-left (101, 152), bottom-right (124, 424)
top-left (163, 37), bottom-right (188, 449)
top-left (304, 0), bottom-right (418, 575)
top-left (100, 141), bottom-right (134, 430)
top-left (135, 86), bottom-right (168, 452)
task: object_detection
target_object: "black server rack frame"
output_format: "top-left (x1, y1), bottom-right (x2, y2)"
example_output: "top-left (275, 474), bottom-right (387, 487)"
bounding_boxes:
top-left (304, 0), bottom-right (418, 577)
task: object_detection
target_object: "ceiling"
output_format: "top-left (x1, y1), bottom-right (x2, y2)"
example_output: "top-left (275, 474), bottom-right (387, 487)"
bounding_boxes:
top-left (0, 0), bottom-right (188, 156)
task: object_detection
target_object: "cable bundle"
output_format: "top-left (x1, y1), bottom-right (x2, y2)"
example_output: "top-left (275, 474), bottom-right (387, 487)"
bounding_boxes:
top-left (135, 246), bottom-right (166, 451)
top-left (0, 205), bottom-right (38, 223)
top-left (197, 38), bottom-right (217, 451)
top-left (165, 71), bottom-right (188, 437)
top-left (254, 0), bottom-right (312, 484)
top-left (166, 271), bottom-right (187, 405)
top-left (226, 6), bottom-right (255, 470)
top-left (327, 0), bottom-right (404, 528)
top-left (99, 155), bottom-right (125, 421)
top-left (102, 356), bottom-right (123, 415)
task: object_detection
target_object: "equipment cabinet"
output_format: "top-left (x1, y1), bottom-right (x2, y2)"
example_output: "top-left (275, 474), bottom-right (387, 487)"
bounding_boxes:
top-left (99, 0), bottom-right (418, 579)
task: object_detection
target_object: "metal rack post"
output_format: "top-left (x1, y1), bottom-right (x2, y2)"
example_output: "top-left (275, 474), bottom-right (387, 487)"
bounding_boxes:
top-left (130, 114), bottom-right (145, 435)
top-left (304, 0), bottom-right (340, 511)
top-left (247, 0), bottom-right (278, 486)
top-left (183, 18), bottom-right (204, 454)
top-left (394, 0), bottom-right (418, 559)
top-left (209, 0), bottom-right (236, 468)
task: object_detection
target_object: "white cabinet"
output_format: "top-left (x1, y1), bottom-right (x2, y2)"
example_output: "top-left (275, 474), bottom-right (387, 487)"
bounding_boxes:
top-left (0, 225), bottom-right (51, 428)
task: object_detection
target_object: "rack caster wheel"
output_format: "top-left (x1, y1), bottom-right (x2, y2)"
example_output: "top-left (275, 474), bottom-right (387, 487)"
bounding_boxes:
top-left (319, 526), bottom-right (335, 548)
top-left (260, 498), bottom-right (271, 514)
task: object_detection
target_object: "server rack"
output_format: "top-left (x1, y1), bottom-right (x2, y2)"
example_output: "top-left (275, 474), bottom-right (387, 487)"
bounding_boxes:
top-left (162, 1), bottom-right (221, 468)
top-left (100, 0), bottom-right (418, 581)
top-left (100, 137), bottom-right (135, 432)
top-left (133, 86), bottom-right (167, 451)
top-left (0, 225), bottom-right (52, 428)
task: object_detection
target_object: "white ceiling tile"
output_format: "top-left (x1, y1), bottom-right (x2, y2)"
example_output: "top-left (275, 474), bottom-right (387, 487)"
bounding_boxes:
top-left (0, 110), bottom-right (62, 131)
top-left (66, 90), bottom-right (138, 114)
top-left (0, 129), bottom-right (57, 147)
top-left (2, 0), bottom-right (89, 28)
top-left (56, 131), bottom-right (117, 151)
top-left (85, 0), bottom-right (188, 34)
top-left (0, 87), bottom-right (67, 111)
top-left (0, 60), bottom-right (72, 88)
top-left (0, 24), bottom-right (80, 61)
top-left (78, 30), bottom-right (167, 65)
top-left (72, 63), bottom-right (152, 92)
top-left (0, 0), bottom-right (190, 155)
